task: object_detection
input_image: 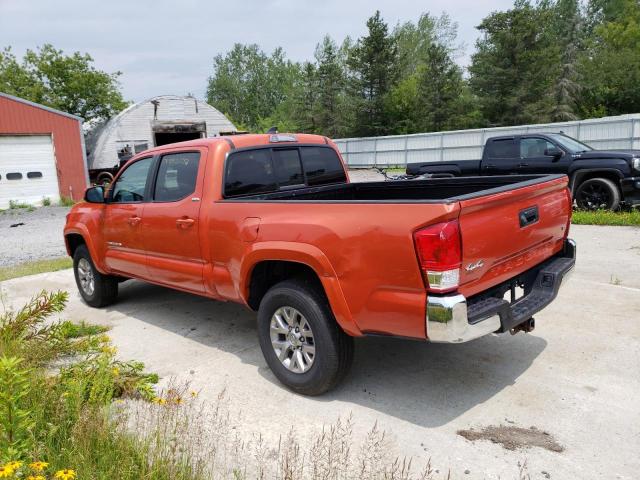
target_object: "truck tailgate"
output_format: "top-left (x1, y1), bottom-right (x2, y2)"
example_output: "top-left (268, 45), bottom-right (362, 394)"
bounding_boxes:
top-left (457, 175), bottom-right (571, 298)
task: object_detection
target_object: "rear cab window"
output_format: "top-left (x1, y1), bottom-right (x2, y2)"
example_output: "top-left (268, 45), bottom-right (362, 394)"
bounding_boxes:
top-left (224, 146), bottom-right (346, 197)
top-left (485, 138), bottom-right (518, 159)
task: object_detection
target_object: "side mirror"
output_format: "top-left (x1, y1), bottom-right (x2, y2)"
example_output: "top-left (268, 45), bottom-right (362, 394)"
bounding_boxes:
top-left (84, 186), bottom-right (105, 203)
top-left (544, 147), bottom-right (563, 159)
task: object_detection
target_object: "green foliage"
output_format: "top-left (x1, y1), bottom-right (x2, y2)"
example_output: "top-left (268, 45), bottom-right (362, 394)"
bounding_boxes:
top-left (205, 4), bottom-right (640, 137)
top-left (58, 320), bottom-right (109, 339)
top-left (0, 291), bottom-right (202, 478)
top-left (0, 357), bottom-right (35, 460)
top-left (469, 1), bottom-right (557, 126)
top-left (347, 10), bottom-right (399, 137)
top-left (42, 197), bottom-right (51, 207)
top-left (8, 200), bottom-right (31, 210)
top-left (58, 196), bottom-right (76, 207)
top-left (572, 209), bottom-right (640, 226)
top-left (469, 0), bottom-right (640, 126)
top-left (0, 44), bottom-right (128, 123)
top-left (206, 44), bottom-right (301, 131)
top-left (579, 0), bottom-right (640, 116)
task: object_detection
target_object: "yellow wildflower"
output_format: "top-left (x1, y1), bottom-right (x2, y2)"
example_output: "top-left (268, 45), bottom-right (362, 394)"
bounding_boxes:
top-left (152, 397), bottom-right (166, 405)
top-left (29, 461), bottom-right (49, 472)
top-left (111, 367), bottom-right (120, 376)
top-left (0, 466), bottom-right (13, 478)
top-left (54, 469), bottom-right (77, 480)
top-left (27, 475), bottom-right (46, 480)
top-left (6, 461), bottom-right (22, 470)
top-left (101, 345), bottom-right (117, 355)
top-left (190, 391), bottom-right (198, 398)
top-left (174, 396), bottom-right (183, 405)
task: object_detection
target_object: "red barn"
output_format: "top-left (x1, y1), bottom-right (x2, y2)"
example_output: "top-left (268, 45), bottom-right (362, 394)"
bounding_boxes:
top-left (0, 92), bottom-right (88, 208)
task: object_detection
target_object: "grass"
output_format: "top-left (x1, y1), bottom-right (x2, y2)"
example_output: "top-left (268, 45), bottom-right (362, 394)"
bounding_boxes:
top-left (8, 200), bottom-right (35, 212)
top-left (0, 291), bottom-right (202, 479)
top-left (571, 209), bottom-right (640, 226)
top-left (58, 196), bottom-right (76, 207)
top-left (0, 258), bottom-right (72, 283)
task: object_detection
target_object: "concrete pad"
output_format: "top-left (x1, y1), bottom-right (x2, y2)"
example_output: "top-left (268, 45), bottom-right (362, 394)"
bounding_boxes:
top-left (1, 225), bottom-right (639, 479)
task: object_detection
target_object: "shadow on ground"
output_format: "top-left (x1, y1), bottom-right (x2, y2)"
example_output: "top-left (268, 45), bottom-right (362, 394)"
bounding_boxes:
top-left (110, 280), bottom-right (546, 429)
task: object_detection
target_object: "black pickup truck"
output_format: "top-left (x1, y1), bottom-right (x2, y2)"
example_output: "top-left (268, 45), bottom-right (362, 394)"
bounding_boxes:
top-left (406, 133), bottom-right (640, 210)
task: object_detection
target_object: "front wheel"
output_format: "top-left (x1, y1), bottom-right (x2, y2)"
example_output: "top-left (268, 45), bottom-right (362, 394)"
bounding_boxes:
top-left (257, 279), bottom-right (354, 395)
top-left (575, 178), bottom-right (621, 211)
top-left (73, 245), bottom-right (118, 308)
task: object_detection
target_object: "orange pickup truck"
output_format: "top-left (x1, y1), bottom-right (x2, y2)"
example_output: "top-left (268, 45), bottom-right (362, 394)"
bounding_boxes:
top-left (64, 133), bottom-right (576, 394)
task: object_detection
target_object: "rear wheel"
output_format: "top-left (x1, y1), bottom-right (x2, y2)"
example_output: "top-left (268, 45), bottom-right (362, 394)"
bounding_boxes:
top-left (73, 245), bottom-right (118, 307)
top-left (575, 177), bottom-right (621, 211)
top-left (257, 279), bottom-right (354, 395)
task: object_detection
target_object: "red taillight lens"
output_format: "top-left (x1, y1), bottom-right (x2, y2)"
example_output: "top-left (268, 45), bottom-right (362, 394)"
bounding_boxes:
top-left (413, 220), bottom-right (462, 293)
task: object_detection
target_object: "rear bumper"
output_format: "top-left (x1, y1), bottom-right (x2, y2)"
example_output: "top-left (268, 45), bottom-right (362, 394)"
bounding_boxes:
top-left (426, 238), bottom-right (576, 343)
top-left (621, 177), bottom-right (640, 206)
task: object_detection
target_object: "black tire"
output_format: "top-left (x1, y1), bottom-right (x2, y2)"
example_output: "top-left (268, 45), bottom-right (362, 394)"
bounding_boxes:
top-left (575, 177), bottom-right (621, 211)
top-left (257, 279), bottom-right (354, 396)
top-left (73, 244), bottom-right (118, 308)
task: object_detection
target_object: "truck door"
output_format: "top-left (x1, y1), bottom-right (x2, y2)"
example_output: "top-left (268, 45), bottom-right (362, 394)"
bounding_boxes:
top-left (481, 137), bottom-right (520, 175)
top-left (518, 137), bottom-right (568, 174)
top-left (140, 149), bottom-right (205, 293)
top-left (103, 157), bottom-right (154, 277)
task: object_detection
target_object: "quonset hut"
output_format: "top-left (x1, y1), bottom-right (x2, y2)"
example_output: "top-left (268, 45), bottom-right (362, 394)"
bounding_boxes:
top-left (86, 95), bottom-right (235, 181)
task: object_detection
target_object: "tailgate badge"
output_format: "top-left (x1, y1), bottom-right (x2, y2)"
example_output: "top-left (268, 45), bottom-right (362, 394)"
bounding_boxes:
top-left (465, 260), bottom-right (484, 272)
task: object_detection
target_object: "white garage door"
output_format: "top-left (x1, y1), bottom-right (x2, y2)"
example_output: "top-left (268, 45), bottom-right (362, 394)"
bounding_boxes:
top-left (0, 135), bottom-right (60, 209)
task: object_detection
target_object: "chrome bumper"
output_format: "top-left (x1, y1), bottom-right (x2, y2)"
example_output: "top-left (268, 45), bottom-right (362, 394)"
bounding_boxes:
top-left (426, 238), bottom-right (576, 343)
top-left (426, 295), bottom-right (501, 343)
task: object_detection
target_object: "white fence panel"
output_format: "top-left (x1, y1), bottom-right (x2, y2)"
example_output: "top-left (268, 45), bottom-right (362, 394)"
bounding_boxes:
top-left (335, 113), bottom-right (640, 167)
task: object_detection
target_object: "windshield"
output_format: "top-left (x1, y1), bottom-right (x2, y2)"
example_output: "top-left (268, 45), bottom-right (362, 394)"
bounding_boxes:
top-left (547, 133), bottom-right (593, 153)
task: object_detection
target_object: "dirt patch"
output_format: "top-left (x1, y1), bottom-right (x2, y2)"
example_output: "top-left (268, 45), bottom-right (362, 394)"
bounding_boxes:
top-left (457, 425), bottom-right (564, 453)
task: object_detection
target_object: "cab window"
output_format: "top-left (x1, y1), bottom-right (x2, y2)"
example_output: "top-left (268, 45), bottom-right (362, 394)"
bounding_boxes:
top-left (300, 147), bottom-right (346, 186)
top-left (224, 149), bottom-right (277, 197)
top-left (272, 149), bottom-right (304, 188)
top-left (486, 138), bottom-right (518, 158)
top-left (224, 146), bottom-right (347, 197)
top-left (520, 138), bottom-right (556, 159)
top-left (110, 157), bottom-right (153, 203)
top-left (153, 152), bottom-right (200, 202)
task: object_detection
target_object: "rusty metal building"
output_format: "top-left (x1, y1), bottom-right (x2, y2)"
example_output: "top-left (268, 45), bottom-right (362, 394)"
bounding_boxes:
top-left (0, 92), bottom-right (87, 208)
top-left (86, 95), bottom-right (236, 172)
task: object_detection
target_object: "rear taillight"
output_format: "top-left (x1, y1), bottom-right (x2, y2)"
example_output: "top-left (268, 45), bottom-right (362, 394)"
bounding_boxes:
top-left (413, 220), bottom-right (462, 293)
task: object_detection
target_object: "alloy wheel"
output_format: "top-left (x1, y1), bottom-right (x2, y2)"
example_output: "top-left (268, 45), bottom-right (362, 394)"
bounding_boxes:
top-left (77, 258), bottom-right (95, 296)
top-left (269, 306), bottom-right (316, 373)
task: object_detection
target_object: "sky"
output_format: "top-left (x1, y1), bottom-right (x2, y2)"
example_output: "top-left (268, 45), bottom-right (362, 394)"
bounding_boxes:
top-left (0, 0), bottom-right (515, 103)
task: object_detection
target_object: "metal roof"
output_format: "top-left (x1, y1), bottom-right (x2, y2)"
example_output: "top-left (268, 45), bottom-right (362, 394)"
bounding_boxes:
top-left (0, 92), bottom-right (83, 122)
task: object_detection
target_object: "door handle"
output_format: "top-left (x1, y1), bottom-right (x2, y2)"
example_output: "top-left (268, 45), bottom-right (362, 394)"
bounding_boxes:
top-left (518, 162), bottom-right (529, 167)
top-left (128, 216), bottom-right (141, 226)
top-left (484, 164), bottom-right (495, 169)
top-left (176, 217), bottom-right (195, 228)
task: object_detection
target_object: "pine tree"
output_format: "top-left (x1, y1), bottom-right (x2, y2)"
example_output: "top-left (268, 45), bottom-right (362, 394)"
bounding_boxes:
top-left (347, 11), bottom-right (399, 136)
top-left (549, 0), bottom-right (583, 121)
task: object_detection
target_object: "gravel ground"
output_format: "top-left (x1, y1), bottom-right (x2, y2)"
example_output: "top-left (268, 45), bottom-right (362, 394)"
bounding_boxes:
top-left (349, 168), bottom-right (387, 182)
top-left (0, 206), bottom-right (71, 267)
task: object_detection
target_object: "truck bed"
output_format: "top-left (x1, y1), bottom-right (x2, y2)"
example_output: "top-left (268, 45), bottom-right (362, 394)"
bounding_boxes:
top-left (223, 174), bottom-right (559, 203)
